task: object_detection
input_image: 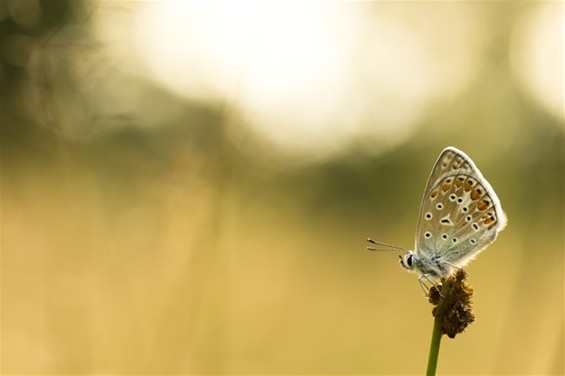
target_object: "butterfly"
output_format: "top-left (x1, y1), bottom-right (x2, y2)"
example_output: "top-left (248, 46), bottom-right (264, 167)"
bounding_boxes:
top-left (368, 147), bottom-right (507, 292)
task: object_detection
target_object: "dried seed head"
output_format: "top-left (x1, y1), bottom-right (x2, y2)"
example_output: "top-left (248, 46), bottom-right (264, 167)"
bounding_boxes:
top-left (428, 284), bottom-right (442, 305)
top-left (429, 269), bottom-right (475, 338)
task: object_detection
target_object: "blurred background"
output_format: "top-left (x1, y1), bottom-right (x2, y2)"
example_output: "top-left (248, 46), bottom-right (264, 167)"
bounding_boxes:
top-left (1, 0), bottom-right (563, 374)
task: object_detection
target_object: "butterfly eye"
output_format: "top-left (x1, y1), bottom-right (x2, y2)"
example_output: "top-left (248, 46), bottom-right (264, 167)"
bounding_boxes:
top-left (406, 254), bottom-right (413, 267)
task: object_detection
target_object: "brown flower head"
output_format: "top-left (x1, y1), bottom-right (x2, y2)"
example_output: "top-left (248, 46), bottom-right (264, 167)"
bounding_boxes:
top-left (428, 269), bottom-right (475, 339)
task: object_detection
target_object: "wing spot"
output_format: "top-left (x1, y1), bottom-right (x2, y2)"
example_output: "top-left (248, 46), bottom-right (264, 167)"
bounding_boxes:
top-left (472, 223), bottom-right (480, 231)
top-left (449, 194), bottom-right (457, 201)
top-left (483, 214), bottom-right (495, 226)
top-left (477, 200), bottom-right (490, 211)
top-left (440, 216), bottom-right (453, 226)
top-left (465, 215), bottom-right (472, 222)
top-left (442, 183), bottom-right (452, 192)
top-left (470, 238), bottom-right (477, 245)
top-left (471, 189), bottom-right (481, 200)
top-left (424, 231), bottom-right (432, 239)
top-left (430, 190), bottom-right (438, 199)
top-left (464, 179), bottom-right (475, 191)
top-left (462, 206), bottom-right (469, 213)
top-left (441, 234), bottom-right (449, 240)
top-left (452, 237), bottom-right (458, 244)
top-left (425, 212), bottom-right (433, 220)
top-left (436, 203), bottom-right (444, 210)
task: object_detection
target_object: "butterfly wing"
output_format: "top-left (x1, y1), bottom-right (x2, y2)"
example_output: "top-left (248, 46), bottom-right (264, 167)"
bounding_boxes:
top-left (415, 147), bottom-right (507, 267)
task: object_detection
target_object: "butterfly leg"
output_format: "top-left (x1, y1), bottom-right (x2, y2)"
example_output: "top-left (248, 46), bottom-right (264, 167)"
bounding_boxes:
top-left (417, 277), bottom-right (430, 295)
top-left (418, 274), bottom-right (440, 296)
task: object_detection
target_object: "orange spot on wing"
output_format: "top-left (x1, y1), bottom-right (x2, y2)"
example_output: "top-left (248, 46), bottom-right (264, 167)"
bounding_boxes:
top-left (477, 200), bottom-right (489, 210)
top-left (454, 178), bottom-right (463, 187)
top-left (442, 183), bottom-right (451, 192)
top-left (482, 215), bottom-right (495, 225)
top-left (464, 182), bottom-right (472, 191)
top-left (471, 189), bottom-right (481, 200)
top-left (431, 190), bottom-right (438, 198)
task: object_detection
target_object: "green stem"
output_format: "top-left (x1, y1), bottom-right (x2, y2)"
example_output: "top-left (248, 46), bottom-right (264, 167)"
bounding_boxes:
top-left (426, 314), bottom-right (443, 376)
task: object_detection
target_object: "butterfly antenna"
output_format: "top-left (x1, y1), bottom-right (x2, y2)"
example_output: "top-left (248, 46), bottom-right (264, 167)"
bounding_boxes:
top-left (366, 238), bottom-right (407, 252)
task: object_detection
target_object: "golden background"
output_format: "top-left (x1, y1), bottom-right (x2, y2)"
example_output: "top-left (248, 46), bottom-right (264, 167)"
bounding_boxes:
top-left (1, 1), bottom-right (563, 374)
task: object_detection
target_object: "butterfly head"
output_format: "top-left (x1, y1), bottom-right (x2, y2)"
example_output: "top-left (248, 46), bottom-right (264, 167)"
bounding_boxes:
top-left (399, 250), bottom-right (416, 272)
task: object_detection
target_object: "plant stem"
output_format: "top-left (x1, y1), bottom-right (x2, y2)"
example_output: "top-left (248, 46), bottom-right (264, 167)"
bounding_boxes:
top-left (426, 313), bottom-right (443, 376)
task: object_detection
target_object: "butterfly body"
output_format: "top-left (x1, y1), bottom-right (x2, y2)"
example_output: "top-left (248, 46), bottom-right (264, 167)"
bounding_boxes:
top-left (399, 147), bottom-right (507, 285)
top-left (400, 250), bottom-right (453, 280)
